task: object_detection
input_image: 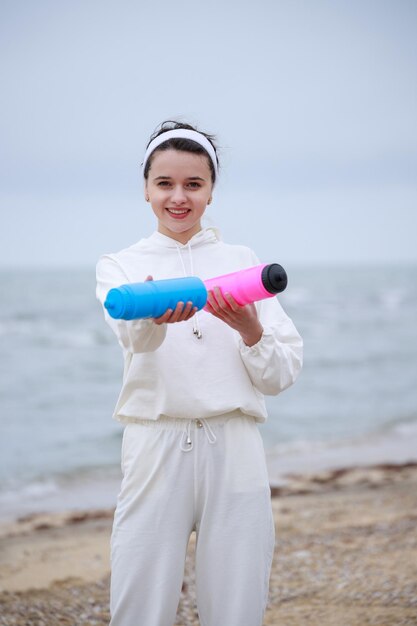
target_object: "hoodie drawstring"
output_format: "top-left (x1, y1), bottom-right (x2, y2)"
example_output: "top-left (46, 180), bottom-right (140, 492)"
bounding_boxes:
top-left (180, 419), bottom-right (217, 452)
top-left (175, 242), bottom-right (202, 339)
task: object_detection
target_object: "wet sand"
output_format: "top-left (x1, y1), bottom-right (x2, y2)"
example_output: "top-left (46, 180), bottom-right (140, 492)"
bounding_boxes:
top-left (1, 463), bottom-right (416, 625)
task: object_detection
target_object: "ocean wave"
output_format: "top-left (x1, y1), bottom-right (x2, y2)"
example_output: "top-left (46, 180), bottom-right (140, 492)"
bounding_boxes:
top-left (305, 348), bottom-right (417, 369)
top-left (0, 470), bottom-right (121, 523)
top-left (0, 318), bottom-right (113, 347)
top-left (0, 477), bottom-right (60, 503)
top-left (264, 412), bottom-right (417, 459)
top-left (0, 461), bottom-right (121, 501)
top-left (373, 412), bottom-right (417, 436)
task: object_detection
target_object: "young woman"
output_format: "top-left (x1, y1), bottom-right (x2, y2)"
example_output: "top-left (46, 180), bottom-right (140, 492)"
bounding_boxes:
top-left (96, 121), bottom-right (303, 626)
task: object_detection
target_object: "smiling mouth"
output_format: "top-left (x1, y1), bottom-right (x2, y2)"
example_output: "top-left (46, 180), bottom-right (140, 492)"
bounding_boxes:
top-left (166, 208), bottom-right (191, 217)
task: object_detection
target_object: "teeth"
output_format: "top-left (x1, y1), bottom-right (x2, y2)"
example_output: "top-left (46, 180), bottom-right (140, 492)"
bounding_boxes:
top-left (168, 208), bottom-right (188, 215)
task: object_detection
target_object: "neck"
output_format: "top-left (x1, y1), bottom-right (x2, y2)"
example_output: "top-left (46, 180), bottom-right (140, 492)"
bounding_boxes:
top-left (157, 225), bottom-right (202, 245)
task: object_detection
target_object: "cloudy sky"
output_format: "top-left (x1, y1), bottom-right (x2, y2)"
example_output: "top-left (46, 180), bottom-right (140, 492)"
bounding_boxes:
top-left (1, 0), bottom-right (416, 268)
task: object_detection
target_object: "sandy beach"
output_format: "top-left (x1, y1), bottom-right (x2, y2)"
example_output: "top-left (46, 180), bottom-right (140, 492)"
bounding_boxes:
top-left (0, 463), bottom-right (416, 626)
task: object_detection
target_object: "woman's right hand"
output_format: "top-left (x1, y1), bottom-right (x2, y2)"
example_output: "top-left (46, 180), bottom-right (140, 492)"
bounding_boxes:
top-left (145, 276), bottom-right (198, 325)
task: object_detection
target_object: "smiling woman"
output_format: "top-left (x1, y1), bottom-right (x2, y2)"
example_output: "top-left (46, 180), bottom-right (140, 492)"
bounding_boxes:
top-left (95, 119), bottom-right (303, 626)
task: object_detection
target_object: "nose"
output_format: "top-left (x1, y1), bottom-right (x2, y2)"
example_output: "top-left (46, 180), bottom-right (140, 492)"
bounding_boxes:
top-left (171, 185), bottom-right (187, 205)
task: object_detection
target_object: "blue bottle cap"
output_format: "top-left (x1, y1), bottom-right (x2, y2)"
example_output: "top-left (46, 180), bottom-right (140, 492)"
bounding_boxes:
top-left (104, 288), bottom-right (126, 319)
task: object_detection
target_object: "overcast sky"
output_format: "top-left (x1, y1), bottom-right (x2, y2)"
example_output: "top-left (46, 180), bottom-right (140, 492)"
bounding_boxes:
top-left (1, 0), bottom-right (416, 269)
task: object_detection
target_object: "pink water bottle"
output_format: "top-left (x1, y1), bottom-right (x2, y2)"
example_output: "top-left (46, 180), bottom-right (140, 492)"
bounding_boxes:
top-left (104, 263), bottom-right (287, 321)
top-left (203, 263), bottom-right (287, 308)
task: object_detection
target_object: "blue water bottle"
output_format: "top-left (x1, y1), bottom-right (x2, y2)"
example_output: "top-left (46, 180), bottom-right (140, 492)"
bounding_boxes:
top-left (104, 277), bottom-right (208, 320)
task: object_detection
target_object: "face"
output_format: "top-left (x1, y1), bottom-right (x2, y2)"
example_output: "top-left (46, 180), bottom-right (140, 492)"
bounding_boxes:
top-left (144, 149), bottom-right (213, 244)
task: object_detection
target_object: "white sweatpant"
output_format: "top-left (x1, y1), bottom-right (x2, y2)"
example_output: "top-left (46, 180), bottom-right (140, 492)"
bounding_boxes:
top-left (110, 414), bottom-right (275, 626)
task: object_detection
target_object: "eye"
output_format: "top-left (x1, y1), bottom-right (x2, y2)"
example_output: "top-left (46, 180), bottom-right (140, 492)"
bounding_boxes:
top-left (157, 181), bottom-right (171, 187)
top-left (187, 182), bottom-right (202, 189)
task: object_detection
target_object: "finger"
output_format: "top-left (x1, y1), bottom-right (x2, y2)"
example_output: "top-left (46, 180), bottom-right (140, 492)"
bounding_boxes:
top-left (213, 286), bottom-right (232, 311)
top-left (211, 288), bottom-right (238, 321)
top-left (153, 308), bottom-right (173, 324)
top-left (177, 301), bottom-right (194, 322)
top-left (168, 301), bottom-right (186, 323)
top-left (203, 298), bottom-right (219, 314)
top-left (223, 291), bottom-right (240, 312)
top-left (145, 275), bottom-right (153, 282)
top-left (184, 306), bottom-right (199, 321)
top-left (204, 300), bottom-right (224, 320)
top-left (207, 289), bottom-right (221, 313)
top-left (179, 303), bottom-right (200, 322)
top-left (212, 286), bottom-right (225, 308)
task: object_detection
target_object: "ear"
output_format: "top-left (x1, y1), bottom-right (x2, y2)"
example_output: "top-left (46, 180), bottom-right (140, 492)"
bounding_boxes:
top-left (144, 183), bottom-right (149, 202)
top-left (207, 197), bottom-right (212, 205)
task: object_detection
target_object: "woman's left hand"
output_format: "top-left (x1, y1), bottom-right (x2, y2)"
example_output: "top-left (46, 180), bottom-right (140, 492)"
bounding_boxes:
top-left (205, 287), bottom-right (263, 347)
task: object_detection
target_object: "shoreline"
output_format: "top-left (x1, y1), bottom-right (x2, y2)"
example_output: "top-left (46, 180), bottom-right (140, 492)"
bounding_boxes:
top-left (266, 426), bottom-right (417, 486)
top-left (1, 461), bottom-right (416, 625)
top-left (2, 424), bottom-right (417, 526)
top-left (0, 461), bottom-right (416, 626)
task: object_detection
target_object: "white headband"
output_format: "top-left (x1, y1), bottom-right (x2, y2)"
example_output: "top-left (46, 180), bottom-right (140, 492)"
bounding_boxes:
top-left (142, 129), bottom-right (218, 179)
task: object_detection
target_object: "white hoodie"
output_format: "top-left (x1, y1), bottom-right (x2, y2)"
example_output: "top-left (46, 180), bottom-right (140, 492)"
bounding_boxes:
top-left (96, 228), bottom-right (303, 424)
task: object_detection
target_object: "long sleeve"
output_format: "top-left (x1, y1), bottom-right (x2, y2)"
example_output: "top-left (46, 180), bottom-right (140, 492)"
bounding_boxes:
top-left (237, 295), bottom-right (303, 395)
top-left (237, 250), bottom-right (303, 395)
top-left (96, 255), bottom-right (167, 354)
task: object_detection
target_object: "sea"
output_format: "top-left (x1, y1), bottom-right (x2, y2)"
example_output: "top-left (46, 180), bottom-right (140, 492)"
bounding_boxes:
top-left (1, 265), bottom-right (416, 522)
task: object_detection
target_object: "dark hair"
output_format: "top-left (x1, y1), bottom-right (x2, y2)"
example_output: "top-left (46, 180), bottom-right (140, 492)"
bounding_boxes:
top-left (143, 120), bottom-right (219, 184)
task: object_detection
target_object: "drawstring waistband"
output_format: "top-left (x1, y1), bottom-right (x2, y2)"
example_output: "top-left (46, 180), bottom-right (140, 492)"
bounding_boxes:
top-left (180, 418), bottom-right (217, 452)
top-left (122, 411), bottom-right (249, 451)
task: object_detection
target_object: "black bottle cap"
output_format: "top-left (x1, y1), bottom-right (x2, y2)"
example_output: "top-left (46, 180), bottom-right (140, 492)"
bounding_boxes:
top-left (261, 263), bottom-right (288, 294)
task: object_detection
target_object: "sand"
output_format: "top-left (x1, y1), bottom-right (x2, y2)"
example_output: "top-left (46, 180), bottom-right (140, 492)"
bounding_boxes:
top-left (0, 463), bottom-right (416, 626)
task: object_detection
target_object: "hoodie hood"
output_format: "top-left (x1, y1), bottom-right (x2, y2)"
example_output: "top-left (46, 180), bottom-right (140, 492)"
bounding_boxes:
top-left (145, 227), bottom-right (221, 250)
